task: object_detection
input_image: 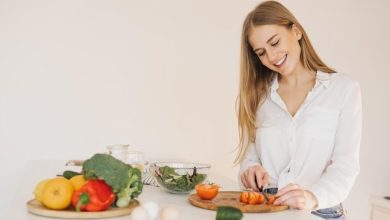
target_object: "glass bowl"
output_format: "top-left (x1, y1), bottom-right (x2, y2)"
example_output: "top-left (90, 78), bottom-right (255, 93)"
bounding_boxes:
top-left (149, 162), bottom-right (210, 194)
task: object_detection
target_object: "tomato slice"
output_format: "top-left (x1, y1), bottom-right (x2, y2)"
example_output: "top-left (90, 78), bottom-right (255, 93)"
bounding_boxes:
top-left (240, 191), bottom-right (249, 203)
top-left (195, 184), bottom-right (219, 200)
top-left (267, 195), bottom-right (276, 205)
top-left (257, 193), bottom-right (265, 204)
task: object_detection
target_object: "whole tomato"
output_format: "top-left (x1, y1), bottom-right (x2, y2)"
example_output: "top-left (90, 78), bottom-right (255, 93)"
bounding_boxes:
top-left (195, 184), bottom-right (219, 200)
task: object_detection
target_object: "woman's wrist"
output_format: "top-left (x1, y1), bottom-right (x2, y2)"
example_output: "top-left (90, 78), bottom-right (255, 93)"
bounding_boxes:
top-left (305, 190), bottom-right (318, 210)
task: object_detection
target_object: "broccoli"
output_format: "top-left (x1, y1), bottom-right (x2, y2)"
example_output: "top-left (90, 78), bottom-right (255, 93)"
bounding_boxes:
top-left (82, 153), bottom-right (143, 208)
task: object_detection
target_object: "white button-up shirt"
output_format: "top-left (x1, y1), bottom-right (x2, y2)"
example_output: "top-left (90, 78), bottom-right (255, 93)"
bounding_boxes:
top-left (239, 71), bottom-right (362, 209)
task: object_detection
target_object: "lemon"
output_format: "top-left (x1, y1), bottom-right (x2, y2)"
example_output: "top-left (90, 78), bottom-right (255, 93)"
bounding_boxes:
top-left (69, 175), bottom-right (86, 190)
top-left (34, 179), bottom-right (50, 203)
top-left (42, 177), bottom-right (74, 210)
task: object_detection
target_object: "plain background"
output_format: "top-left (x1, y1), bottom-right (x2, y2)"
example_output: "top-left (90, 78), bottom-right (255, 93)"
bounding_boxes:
top-left (1, 0), bottom-right (389, 219)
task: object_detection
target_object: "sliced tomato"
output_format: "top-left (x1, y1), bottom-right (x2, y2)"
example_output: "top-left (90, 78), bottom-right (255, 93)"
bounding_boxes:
top-left (257, 193), bottom-right (265, 204)
top-left (248, 192), bottom-right (258, 204)
top-left (267, 195), bottom-right (276, 205)
top-left (195, 184), bottom-right (219, 200)
top-left (240, 191), bottom-right (249, 203)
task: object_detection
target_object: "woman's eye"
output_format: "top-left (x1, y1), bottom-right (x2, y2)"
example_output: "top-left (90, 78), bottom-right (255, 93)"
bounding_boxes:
top-left (271, 40), bottom-right (279, 47)
top-left (258, 51), bottom-right (265, 57)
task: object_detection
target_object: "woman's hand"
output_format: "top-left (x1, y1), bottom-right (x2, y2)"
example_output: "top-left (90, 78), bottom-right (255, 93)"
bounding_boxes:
top-left (274, 183), bottom-right (318, 210)
top-left (240, 165), bottom-right (269, 191)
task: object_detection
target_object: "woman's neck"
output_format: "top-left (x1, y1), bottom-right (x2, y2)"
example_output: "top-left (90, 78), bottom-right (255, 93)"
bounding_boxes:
top-left (278, 65), bottom-right (316, 88)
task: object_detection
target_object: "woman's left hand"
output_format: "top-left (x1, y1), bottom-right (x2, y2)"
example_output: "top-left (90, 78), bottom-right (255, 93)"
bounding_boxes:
top-left (274, 183), bottom-right (318, 210)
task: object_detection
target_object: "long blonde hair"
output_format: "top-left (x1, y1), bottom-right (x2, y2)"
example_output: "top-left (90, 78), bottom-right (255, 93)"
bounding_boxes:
top-left (235, 1), bottom-right (335, 164)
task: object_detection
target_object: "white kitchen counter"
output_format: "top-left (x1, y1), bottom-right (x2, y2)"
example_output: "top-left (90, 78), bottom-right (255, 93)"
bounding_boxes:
top-left (7, 160), bottom-right (321, 220)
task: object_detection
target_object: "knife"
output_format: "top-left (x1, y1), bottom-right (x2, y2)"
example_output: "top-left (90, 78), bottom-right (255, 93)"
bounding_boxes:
top-left (255, 177), bottom-right (269, 203)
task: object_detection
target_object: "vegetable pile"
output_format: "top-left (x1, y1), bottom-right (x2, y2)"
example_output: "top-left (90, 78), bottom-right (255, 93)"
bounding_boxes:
top-left (154, 166), bottom-right (206, 193)
top-left (32, 153), bottom-right (143, 212)
top-left (82, 153), bottom-right (143, 208)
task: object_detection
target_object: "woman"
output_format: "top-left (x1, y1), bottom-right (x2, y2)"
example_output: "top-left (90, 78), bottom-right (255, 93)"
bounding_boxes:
top-left (236, 1), bottom-right (362, 219)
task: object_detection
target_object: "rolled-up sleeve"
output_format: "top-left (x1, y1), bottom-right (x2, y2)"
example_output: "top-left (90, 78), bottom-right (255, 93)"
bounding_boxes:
top-left (309, 82), bottom-right (362, 209)
top-left (238, 141), bottom-right (261, 189)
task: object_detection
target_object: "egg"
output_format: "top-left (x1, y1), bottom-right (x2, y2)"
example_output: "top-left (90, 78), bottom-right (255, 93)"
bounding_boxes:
top-left (142, 201), bottom-right (160, 220)
top-left (160, 206), bottom-right (180, 220)
top-left (131, 206), bottom-right (150, 220)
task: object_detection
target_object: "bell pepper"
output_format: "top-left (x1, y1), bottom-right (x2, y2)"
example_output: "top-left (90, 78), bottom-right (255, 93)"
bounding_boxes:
top-left (71, 179), bottom-right (116, 212)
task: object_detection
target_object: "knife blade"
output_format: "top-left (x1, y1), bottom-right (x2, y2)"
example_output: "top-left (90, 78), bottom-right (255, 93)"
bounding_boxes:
top-left (254, 177), bottom-right (269, 203)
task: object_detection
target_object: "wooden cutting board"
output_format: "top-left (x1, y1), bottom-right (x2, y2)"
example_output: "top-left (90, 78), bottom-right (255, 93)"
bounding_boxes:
top-left (27, 199), bottom-right (139, 219)
top-left (188, 191), bottom-right (288, 213)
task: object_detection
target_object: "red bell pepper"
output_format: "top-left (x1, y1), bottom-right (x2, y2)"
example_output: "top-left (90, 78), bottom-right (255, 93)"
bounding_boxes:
top-left (72, 179), bottom-right (116, 212)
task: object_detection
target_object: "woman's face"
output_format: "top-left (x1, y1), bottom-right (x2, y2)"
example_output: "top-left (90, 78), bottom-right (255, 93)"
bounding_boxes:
top-left (249, 24), bottom-right (302, 76)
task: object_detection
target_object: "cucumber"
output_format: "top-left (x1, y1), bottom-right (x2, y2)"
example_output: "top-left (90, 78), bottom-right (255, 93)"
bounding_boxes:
top-left (216, 206), bottom-right (243, 220)
top-left (62, 170), bottom-right (80, 179)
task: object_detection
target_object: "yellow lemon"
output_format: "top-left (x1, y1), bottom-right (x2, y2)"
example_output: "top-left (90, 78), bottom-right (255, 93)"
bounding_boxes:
top-left (69, 175), bottom-right (86, 190)
top-left (42, 177), bottom-right (74, 210)
top-left (33, 179), bottom-right (50, 203)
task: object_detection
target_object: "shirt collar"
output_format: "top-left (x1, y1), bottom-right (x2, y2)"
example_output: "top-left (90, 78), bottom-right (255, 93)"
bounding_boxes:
top-left (270, 70), bottom-right (332, 91)
top-left (316, 71), bottom-right (332, 88)
top-left (270, 75), bottom-right (279, 91)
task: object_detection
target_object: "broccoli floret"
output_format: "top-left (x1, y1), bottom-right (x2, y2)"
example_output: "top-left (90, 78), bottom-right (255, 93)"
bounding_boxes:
top-left (116, 167), bottom-right (143, 207)
top-left (82, 153), bottom-right (143, 207)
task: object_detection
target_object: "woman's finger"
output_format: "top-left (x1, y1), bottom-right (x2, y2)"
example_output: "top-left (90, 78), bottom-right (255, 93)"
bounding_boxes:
top-left (275, 183), bottom-right (300, 197)
top-left (254, 169), bottom-right (265, 189)
top-left (282, 195), bottom-right (306, 209)
top-left (240, 173), bottom-right (249, 189)
top-left (262, 171), bottom-right (269, 187)
top-left (274, 189), bottom-right (304, 205)
top-left (247, 168), bottom-right (260, 191)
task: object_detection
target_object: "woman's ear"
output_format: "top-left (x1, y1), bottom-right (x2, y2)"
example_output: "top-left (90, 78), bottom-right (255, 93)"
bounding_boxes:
top-left (291, 24), bottom-right (302, 40)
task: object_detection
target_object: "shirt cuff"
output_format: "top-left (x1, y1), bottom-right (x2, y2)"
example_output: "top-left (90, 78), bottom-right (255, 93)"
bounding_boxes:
top-left (308, 185), bottom-right (328, 210)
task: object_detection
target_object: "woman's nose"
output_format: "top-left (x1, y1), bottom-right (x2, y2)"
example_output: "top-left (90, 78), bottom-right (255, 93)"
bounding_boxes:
top-left (267, 50), bottom-right (277, 64)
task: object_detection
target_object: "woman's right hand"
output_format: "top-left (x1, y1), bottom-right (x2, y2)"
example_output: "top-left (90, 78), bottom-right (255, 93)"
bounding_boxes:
top-left (240, 164), bottom-right (269, 191)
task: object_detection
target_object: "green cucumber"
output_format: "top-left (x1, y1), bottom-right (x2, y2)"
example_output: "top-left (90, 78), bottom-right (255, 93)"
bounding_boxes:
top-left (62, 170), bottom-right (80, 179)
top-left (216, 206), bottom-right (243, 220)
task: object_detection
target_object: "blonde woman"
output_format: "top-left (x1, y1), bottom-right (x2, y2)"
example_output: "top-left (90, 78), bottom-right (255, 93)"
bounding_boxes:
top-left (237, 1), bottom-right (362, 219)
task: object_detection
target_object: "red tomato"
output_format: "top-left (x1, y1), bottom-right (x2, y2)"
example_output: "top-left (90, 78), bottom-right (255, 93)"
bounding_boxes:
top-left (195, 184), bottom-right (219, 200)
top-left (240, 191), bottom-right (266, 205)
top-left (257, 193), bottom-right (265, 204)
top-left (267, 195), bottom-right (276, 205)
top-left (248, 192), bottom-right (258, 204)
top-left (240, 191), bottom-right (249, 203)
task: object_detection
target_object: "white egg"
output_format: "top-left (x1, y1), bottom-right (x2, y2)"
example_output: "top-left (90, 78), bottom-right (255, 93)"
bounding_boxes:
top-left (131, 206), bottom-right (150, 220)
top-left (142, 201), bottom-right (160, 220)
top-left (160, 206), bottom-right (180, 220)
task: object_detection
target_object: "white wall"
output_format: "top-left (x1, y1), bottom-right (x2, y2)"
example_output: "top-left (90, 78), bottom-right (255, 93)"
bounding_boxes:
top-left (0, 0), bottom-right (389, 219)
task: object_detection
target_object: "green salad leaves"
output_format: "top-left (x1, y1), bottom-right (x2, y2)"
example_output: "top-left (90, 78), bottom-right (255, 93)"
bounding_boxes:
top-left (155, 166), bottom-right (206, 192)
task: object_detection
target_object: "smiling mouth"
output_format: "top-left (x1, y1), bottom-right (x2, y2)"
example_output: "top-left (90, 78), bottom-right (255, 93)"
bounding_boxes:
top-left (274, 55), bottom-right (287, 68)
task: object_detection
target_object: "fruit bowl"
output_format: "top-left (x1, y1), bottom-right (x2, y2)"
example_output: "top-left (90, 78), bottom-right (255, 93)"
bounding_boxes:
top-left (149, 162), bottom-right (210, 194)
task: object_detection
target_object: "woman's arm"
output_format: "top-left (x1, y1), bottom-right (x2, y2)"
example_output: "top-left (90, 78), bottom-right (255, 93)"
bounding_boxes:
top-left (308, 82), bottom-right (362, 209)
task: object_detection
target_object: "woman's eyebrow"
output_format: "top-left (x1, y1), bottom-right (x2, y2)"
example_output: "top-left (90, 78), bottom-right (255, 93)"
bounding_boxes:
top-left (253, 34), bottom-right (278, 53)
